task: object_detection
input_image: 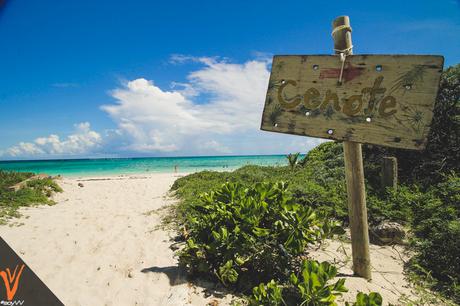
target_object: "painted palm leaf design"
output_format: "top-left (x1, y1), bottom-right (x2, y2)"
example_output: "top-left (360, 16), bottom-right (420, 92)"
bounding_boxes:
top-left (390, 65), bottom-right (427, 93)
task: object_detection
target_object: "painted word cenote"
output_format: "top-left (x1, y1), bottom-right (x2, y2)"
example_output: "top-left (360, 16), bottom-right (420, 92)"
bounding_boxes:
top-left (277, 76), bottom-right (397, 117)
top-left (261, 55), bottom-right (444, 150)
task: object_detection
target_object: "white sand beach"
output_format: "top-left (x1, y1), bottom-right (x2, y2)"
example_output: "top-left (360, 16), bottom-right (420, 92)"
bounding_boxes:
top-left (0, 174), bottom-right (426, 305)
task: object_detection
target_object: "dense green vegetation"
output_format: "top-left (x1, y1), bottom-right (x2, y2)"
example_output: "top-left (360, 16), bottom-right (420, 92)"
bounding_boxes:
top-left (249, 260), bottom-right (348, 306)
top-left (174, 174), bottom-right (383, 305)
top-left (170, 65), bottom-right (459, 304)
top-left (0, 170), bottom-right (62, 223)
top-left (178, 181), bottom-right (343, 289)
top-left (172, 148), bottom-right (459, 303)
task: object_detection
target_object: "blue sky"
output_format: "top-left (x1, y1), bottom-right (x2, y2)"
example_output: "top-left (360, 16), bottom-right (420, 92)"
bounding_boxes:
top-left (0, 0), bottom-right (459, 160)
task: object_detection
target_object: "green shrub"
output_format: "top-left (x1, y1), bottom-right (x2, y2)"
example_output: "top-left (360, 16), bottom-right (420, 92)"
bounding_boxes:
top-left (365, 173), bottom-right (460, 302)
top-left (0, 170), bottom-right (34, 190)
top-left (346, 292), bottom-right (383, 306)
top-left (365, 185), bottom-right (416, 225)
top-left (288, 260), bottom-right (347, 305)
top-left (286, 153), bottom-right (300, 170)
top-left (292, 180), bottom-right (348, 224)
top-left (171, 143), bottom-right (349, 225)
top-left (178, 182), bottom-right (342, 290)
top-left (249, 260), bottom-right (383, 306)
top-left (27, 177), bottom-right (63, 197)
top-left (408, 174), bottom-right (460, 302)
top-left (249, 280), bottom-right (285, 306)
top-left (0, 172), bottom-right (62, 223)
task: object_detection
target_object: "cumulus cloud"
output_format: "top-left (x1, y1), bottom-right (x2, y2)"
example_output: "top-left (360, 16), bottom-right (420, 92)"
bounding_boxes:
top-left (4, 122), bottom-right (102, 158)
top-left (100, 56), bottom-right (323, 155)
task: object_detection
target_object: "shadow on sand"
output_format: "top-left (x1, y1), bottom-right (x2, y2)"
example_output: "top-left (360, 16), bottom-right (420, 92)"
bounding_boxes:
top-left (141, 265), bottom-right (232, 299)
top-left (141, 266), bottom-right (188, 286)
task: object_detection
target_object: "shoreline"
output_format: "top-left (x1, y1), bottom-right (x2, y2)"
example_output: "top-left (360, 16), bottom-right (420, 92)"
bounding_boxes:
top-left (0, 166), bottom-right (244, 179)
top-left (0, 155), bottom-right (288, 178)
top-left (59, 171), bottom-right (193, 180)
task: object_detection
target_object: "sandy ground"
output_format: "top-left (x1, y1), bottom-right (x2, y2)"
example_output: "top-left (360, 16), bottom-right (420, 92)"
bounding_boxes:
top-left (0, 174), bottom-right (432, 305)
top-left (0, 174), bottom-right (231, 306)
top-left (310, 239), bottom-right (422, 305)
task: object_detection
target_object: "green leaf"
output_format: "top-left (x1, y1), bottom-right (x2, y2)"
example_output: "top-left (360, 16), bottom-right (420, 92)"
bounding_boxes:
top-left (290, 273), bottom-right (298, 285)
top-left (333, 278), bottom-right (348, 293)
top-left (310, 273), bottom-right (321, 289)
top-left (252, 227), bottom-right (270, 237)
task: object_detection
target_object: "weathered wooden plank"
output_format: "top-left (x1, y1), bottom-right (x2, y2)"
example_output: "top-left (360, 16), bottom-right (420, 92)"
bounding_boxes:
top-left (343, 141), bottom-right (371, 278)
top-left (261, 54), bottom-right (444, 149)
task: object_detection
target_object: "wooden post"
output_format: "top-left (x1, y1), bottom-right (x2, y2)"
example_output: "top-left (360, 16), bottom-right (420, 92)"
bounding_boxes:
top-left (332, 16), bottom-right (371, 279)
top-left (381, 157), bottom-right (398, 190)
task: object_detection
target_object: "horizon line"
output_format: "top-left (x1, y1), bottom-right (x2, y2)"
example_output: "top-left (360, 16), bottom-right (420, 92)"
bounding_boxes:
top-left (0, 153), bottom-right (306, 163)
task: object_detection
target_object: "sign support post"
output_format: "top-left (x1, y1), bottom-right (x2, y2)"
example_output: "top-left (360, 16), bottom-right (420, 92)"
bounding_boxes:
top-left (332, 16), bottom-right (371, 280)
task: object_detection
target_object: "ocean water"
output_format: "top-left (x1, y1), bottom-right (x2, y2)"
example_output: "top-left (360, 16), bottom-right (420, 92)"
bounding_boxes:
top-left (0, 155), bottom-right (289, 177)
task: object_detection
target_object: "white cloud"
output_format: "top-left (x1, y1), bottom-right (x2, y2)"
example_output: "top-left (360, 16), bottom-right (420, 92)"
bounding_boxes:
top-left (4, 122), bottom-right (102, 158)
top-left (99, 56), bottom-right (324, 155)
top-left (101, 57), bottom-right (286, 154)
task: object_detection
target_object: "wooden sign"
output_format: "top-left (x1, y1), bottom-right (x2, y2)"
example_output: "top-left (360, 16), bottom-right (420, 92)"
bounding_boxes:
top-left (261, 55), bottom-right (444, 150)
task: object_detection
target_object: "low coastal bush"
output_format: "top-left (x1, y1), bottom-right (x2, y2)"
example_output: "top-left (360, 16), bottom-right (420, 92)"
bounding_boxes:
top-left (0, 170), bottom-right (34, 188)
top-left (249, 260), bottom-right (347, 306)
top-left (178, 181), bottom-right (343, 290)
top-left (345, 292), bottom-right (383, 306)
top-left (0, 170), bottom-right (62, 223)
top-left (175, 180), bottom-right (384, 304)
top-left (171, 145), bottom-right (348, 226)
top-left (407, 174), bottom-right (460, 302)
top-left (249, 260), bottom-right (382, 306)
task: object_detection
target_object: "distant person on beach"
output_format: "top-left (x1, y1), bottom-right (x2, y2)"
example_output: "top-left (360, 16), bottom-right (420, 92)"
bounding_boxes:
top-left (174, 165), bottom-right (178, 173)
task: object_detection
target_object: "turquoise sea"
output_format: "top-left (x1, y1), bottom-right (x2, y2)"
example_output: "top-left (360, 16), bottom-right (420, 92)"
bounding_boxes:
top-left (0, 155), bottom-right (289, 177)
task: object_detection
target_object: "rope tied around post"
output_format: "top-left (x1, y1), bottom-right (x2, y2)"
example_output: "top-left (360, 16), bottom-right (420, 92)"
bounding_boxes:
top-left (338, 52), bottom-right (347, 85)
top-left (332, 23), bottom-right (353, 85)
top-left (331, 24), bottom-right (352, 36)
